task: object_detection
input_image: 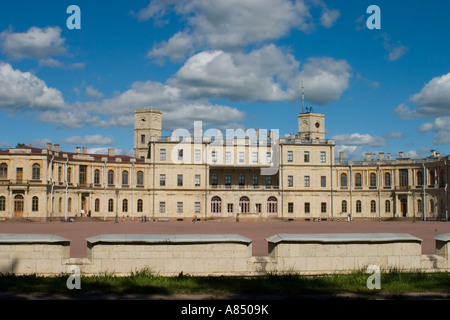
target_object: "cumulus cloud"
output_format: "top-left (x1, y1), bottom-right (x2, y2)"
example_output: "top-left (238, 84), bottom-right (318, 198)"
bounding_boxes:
top-left (85, 86), bottom-right (105, 100)
top-left (0, 62), bottom-right (65, 111)
top-left (0, 26), bottom-right (66, 61)
top-left (332, 133), bottom-right (386, 147)
top-left (409, 73), bottom-right (450, 117)
top-left (61, 134), bottom-right (113, 146)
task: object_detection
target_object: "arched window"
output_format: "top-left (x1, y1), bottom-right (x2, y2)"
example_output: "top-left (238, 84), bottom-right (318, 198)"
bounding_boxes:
top-left (239, 196), bottom-right (250, 214)
top-left (108, 170), bottom-right (114, 185)
top-left (211, 196), bottom-right (222, 215)
top-left (0, 163), bottom-right (7, 179)
top-left (32, 164), bottom-right (40, 180)
top-left (95, 198), bottom-right (100, 212)
top-left (108, 199), bottom-right (114, 212)
top-left (371, 200), bottom-right (376, 213)
top-left (122, 170), bottom-right (129, 186)
top-left (385, 200), bottom-right (391, 213)
top-left (356, 200), bottom-right (362, 213)
top-left (137, 199), bottom-right (143, 213)
top-left (355, 173), bottom-right (362, 187)
top-left (94, 169), bottom-right (100, 185)
top-left (0, 196), bottom-right (5, 211)
top-left (384, 172), bottom-right (391, 187)
top-left (14, 195), bottom-right (24, 213)
top-left (267, 196), bottom-right (278, 215)
top-left (340, 173), bottom-right (347, 187)
top-left (341, 200), bottom-right (347, 213)
top-left (122, 199), bottom-right (128, 212)
top-left (59, 197), bottom-right (62, 212)
top-left (370, 173), bottom-right (377, 187)
top-left (32, 196), bottom-right (39, 212)
top-left (137, 171), bottom-right (144, 186)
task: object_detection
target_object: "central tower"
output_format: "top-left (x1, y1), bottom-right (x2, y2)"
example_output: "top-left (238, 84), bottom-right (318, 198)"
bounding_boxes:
top-left (297, 81), bottom-right (325, 141)
top-left (134, 109), bottom-right (162, 159)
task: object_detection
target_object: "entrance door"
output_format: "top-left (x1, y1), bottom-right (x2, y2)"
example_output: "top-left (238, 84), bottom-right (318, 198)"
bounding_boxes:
top-left (14, 194), bottom-right (24, 217)
top-left (239, 196), bottom-right (250, 214)
top-left (401, 199), bottom-right (407, 217)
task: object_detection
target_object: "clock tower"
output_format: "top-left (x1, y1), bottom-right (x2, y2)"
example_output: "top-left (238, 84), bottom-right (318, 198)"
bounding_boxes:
top-left (134, 109), bottom-right (162, 159)
top-left (298, 111), bottom-right (325, 141)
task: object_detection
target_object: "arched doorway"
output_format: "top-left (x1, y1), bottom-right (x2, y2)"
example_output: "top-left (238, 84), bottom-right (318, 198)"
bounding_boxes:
top-left (211, 196), bottom-right (222, 217)
top-left (267, 196), bottom-right (278, 216)
top-left (239, 196), bottom-right (250, 214)
top-left (14, 194), bottom-right (24, 217)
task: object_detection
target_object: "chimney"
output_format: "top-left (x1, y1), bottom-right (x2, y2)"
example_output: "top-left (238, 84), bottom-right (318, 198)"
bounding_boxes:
top-left (379, 152), bottom-right (384, 161)
top-left (83, 147), bottom-right (87, 154)
top-left (387, 153), bottom-right (391, 159)
top-left (339, 151), bottom-right (344, 162)
top-left (431, 150), bottom-right (436, 158)
top-left (108, 148), bottom-right (115, 157)
top-left (399, 151), bottom-right (403, 159)
top-left (47, 142), bottom-right (52, 151)
top-left (54, 144), bottom-right (60, 152)
top-left (76, 147), bottom-right (81, 154)
top-left (365, 153), bottom-right (371, 161)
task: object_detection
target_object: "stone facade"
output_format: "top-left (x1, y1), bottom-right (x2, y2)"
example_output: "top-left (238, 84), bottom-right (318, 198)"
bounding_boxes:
top-left (0, 108), bottom-right (448, 221)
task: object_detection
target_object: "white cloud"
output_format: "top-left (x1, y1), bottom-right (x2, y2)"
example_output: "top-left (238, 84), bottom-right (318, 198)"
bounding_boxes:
top-left (380, 33), bottom-right (408, 61)
top-left (410, 73), bottom-right (450, 117)
top-left (61, 134), bottom-right (113, 146)
top-left (335, 145), bottom-right (362, 161)
top-left (0, 26), bottom-right (66, 61)
top-left (85, 86), bottom-right (105, 100)
top-left (147, 31), bottom-right (195, 63)
top-left (0, 62), bottom-right (65, 111)
top-left (332, 133), bottom-right (386, 147)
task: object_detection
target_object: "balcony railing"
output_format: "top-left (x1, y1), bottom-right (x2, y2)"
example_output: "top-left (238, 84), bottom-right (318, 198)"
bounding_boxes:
top-left (209, 184), bottom-right (279, 190)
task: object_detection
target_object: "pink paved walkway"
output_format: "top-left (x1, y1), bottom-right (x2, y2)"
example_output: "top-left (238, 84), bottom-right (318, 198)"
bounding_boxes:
top-left (0, 219), bottom-right (449, 258)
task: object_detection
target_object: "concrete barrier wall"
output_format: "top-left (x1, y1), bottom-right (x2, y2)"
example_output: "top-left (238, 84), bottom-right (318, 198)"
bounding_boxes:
top-left (0, 233), bottom-right (449, 276)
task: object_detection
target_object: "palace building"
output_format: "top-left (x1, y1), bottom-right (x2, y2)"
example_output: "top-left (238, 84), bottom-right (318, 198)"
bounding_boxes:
top-left (0, 108), bottom-right (449, 221)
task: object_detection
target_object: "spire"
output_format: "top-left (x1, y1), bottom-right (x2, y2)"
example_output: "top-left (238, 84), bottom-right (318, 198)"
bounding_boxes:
top-left (301, 79), bottom-right (305, 114)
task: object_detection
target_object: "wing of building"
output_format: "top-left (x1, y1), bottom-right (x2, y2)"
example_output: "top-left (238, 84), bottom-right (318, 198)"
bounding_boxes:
top-left (0, 108), bottom-right (448, 221)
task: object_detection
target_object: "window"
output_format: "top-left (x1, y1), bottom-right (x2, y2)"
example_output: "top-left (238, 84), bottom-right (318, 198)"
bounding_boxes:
top-left (160, 149), bottom-right (166, 161)
top-left (385, 200), bottom-right (391, 213)
top-left (304, 176), bottom-right (310, 187)
top-left (288, 202), bottom-right (294, 213)
top-left (304, 202), bottom-right (310, 214)
top-left (122, 199), bottom-right (128, 212)
top-left (137, 171), bottom-right (144, 186)
top-left (95, 199), bottom-right (100, 212)
top-left (266, 152), bottom-right (271, 163)
top-left (239, 196), bottom-right (250, 213)
top-left (79, 165), bottom-right (87, 184)
top-left (225, 151), bottom-right (231, 163)
top-left (417, 171), bottom-right (423, 186)
top-left (177, 174), bottom-right (183, 186)
top-left (400, 169), bottom-right (408, 187)
top-left (417, 199), bottom-right (422, 213)
top-left (227, 203), bottom-right (233, 214)
top-left (195, 174), bottom-right (201, 186)
top-left (211, 173), bottom-right (218, 185)
top-left (195, 202), bottom-right (200, 213)
top-left (356, 200), bottom-right (362, 213)
top-left (225, 174), bottom-right (231, 185)
top-left (265, 175), bottom-right (271, 186)
top-left (430, 200), bottom-right (435, 213)
top-left (159, 174), bottom-right (165, 186)
top-left (177, 149), bottom-right (183, 161)
top-left (67, 167), bottom-right (72, 183)
top-left (195, 149), bottom-right (201, 162)
top-left (0, 163), bottom-right (7, 179)
top-left (108, 170), bottom-right (114, 185)
top-left (321, 202), bottom-right (327, 213)
top-left (0, 196), bottom-right (5, 211)
top-left (137, 199), bottom-right (143, 213)
top-left (252, 174), bottom-right (258, 186)
top-left (68, 198), bottom-right (72, 212)
top-left (342, 200), bottom-right (347, 213)
top-left (385, 172), bottom-right (391, 187)
top-left (141, 134), bottom-right (145, 144)
top-left (122, 170), bottom-right (129, 186)
top-left (108, 199), bottom-right (114, 212)
top-left (160, 202), bottom-right (165, 213)
top-left (58, 166), bottom-right (62, 183)
top-left (211, 196), bottom-right (221, 214)
top-left (267, 196), bottom-right (278, 214)
top-left (287, 151), bottom-right (293, 162)
top-left (212, 151), bottom-right (217, 162)
top-left (371, 200), bottom-right (376, 213)
top-left (239, 152), bottom-right (245, 163)
top-left (304, 151), bottom-right (310, 163)
top-left (177, 202), bottom-right (183, 213)
top-left (341, 173), bottom-right (347, 187)
top-left (239, 174), bottom-right (245, 186)
top-left (252, 152), bottom-right (258, 163)
top-left (321, 176), bottom-right (326, 187)
top-left (370, 173), bottom-right (377, 187)
top-left (355, 173), bottom-right (362, 187)
top-left (288, 175), bottom-right (293, 187)
top-left (32, 163), bottom-right (40, 180)
top-left (32, 196), bottom-right (39, 211)
top-left (320, 152), bottom-right (326, 163)
top-left (94, 169), bottom-right (100, 185)
top-left (255, 203), bottom-right (261, 214)
top-left (59, 198), bottom-right (62, 212)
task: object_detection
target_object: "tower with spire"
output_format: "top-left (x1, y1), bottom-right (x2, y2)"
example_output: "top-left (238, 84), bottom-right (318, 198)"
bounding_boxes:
top-left (297, 80), bottom-right (326, 141)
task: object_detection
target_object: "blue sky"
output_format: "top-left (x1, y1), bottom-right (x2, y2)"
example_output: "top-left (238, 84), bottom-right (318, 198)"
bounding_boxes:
top-left (1, 0), bottom-right (450, 160)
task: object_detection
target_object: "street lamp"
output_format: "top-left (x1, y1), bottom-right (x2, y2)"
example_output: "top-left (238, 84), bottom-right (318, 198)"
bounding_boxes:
top-left (115, 189), bottom-right (119, 223)
top-left (412, 191), bottom-right (416, 223)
